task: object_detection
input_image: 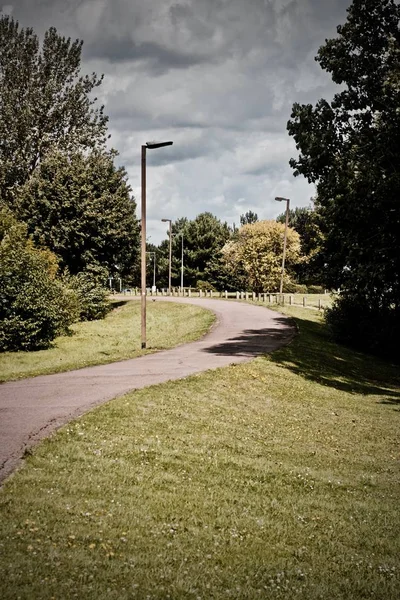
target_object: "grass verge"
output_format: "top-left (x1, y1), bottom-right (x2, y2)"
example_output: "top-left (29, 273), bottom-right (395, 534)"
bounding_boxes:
top-left (0, 306), bottom-right (399, 599)
top-left (0, 300), bottom-right (215, 382)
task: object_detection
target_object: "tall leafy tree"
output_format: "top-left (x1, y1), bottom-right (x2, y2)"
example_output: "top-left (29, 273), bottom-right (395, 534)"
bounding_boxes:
top-left (287, 0), bottom-right (400, 357)
top-left (277, 205), bottom-right (324, 284)
top-left (159, 213), bottom-right (232, 288)
top-left (222, 220), bottom-right (301, 293)
top-left (14, 150), bottom-right (140, 278)
top-left (0, 15), bottom-right (108, 202)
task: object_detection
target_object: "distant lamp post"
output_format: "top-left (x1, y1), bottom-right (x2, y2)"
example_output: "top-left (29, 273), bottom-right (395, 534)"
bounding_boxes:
top-left (141, 140), bottom-right (173, 349)
top-left (275, 196), bottom-right (290, 294)
top-left (161, 218), bottom-right (172, 294)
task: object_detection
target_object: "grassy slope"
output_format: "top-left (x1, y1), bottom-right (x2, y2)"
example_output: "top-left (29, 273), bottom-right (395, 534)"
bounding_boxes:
top-left (0, 300), bottom-right (215, 382)
top-left (0, 306), bottom-right (399, 599)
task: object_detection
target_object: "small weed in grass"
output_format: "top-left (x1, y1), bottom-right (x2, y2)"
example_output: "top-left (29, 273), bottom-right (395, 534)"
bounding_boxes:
top-left (0, 300), bottom-right (215, 382)
top-left (0, 306), bottom-right (399, 599)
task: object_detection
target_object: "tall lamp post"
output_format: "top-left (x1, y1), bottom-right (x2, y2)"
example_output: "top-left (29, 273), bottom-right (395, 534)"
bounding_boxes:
top-left (275, 196), bottom-right (290, 295)
top-left (180, 232), bottom-right (184, 290)
top-left (141, 140), bottom-right (173, 349)
top-left (161, 218), bottom-right (172, 294)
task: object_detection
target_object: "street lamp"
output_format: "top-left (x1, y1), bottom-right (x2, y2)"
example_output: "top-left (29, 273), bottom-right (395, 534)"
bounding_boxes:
top-left (161, 218), bottom-right (172, 294)
top-left (180, 232), bottom-right (184, 290)
top-left (141, 140), bottom-right (173, 349)
top-left (275, 196), bottom-right (290, 294)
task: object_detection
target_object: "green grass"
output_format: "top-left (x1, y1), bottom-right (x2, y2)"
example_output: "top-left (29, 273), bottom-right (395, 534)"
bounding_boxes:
top-left (0, 306), bottom-right (399, 599)
top-left (0, 300), bottom-right (215, 382)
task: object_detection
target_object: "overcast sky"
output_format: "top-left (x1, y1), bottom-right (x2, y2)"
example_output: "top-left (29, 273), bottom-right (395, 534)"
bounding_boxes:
top-left (3, 0), bottom-right (350, 244)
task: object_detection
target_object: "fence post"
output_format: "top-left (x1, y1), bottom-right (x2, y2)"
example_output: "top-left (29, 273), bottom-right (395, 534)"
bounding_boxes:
top-left (199, 290), bottom-right (202, 298)
top-left (225, 290), bottom-right (228, 299)
top-left (303, 296), bottom-right (307, 307)
top-left (318, 298), bottom-right (322, 310)
top-left (236, 291), bottom-right (240, 299)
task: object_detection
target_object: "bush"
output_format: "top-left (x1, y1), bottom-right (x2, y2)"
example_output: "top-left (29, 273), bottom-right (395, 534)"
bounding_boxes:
top-left (196, 280), bottom-right (216, 292)
top-left (0, 209), bottom-right (79, 351)
top-left (66, 271), bottom-right (111, 321)
top-left (325, 293), bottom-right (400, 363)
top-left (283, 282), bottom-right (308, 294)
top-left (307, 285), bottom-right (325, 294)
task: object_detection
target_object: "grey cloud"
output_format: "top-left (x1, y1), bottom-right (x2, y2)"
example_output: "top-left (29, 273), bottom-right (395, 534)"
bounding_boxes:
top-left (83, 38), bottom-right (207, 72)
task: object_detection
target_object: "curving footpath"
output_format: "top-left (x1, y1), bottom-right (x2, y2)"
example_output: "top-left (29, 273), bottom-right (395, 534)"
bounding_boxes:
top-left (0, 298), bottom-right (295, 483)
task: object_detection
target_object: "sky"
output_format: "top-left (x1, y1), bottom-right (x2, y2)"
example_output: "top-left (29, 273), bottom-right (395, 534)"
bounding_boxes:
top-left (2, 0), bottom-right (351, 244)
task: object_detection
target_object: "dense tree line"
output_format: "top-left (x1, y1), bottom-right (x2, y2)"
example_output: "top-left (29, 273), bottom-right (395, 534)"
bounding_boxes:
top-left (0, 16), bottom-right (139, 350)
top-left (287, 0), bottom-right (400, 359)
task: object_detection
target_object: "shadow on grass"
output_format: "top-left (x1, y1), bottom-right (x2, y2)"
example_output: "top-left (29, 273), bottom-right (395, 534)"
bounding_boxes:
top-left (267, 315), bottom-right (400, 399)
top-left (202, 317), bottom-right (295, 357)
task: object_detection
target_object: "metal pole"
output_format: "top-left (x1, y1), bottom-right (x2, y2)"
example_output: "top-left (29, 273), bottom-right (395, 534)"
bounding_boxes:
top-left (153, 253), bottom-right (156, 289)
top-left (279, 199), bottom-right (290, 295)
top-left (141, 145), bottom-right (147, 349)
top-left (168, 221), bottom-right (172, 294)
top-left (181, 233), bottom-right (184, 290)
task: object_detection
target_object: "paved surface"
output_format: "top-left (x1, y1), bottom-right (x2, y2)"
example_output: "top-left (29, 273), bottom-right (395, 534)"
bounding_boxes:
top-left (0, 297), bottom-right (295, 483)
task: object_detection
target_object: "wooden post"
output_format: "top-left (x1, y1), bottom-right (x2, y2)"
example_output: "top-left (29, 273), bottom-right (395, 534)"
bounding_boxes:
top-left (303, 296), bottom-right (307, 307)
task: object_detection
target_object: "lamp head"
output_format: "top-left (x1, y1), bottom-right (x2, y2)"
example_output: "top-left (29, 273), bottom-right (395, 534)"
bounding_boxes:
top-left (146, 141), bottom-right (173, 150)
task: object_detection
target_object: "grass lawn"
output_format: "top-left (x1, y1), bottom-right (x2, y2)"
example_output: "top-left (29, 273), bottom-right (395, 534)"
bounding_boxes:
top-left (0, 306), bottom-right (399, 599)
top-left (0, 300), bottom-right (215, 382)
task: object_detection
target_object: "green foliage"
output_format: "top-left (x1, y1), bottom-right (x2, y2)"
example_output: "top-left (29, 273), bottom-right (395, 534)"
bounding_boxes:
top-left (14, 149), bottom-right (140, 277)
top-left (222, 220), bottom-right (301, 293)
top-left (283, 282), bottom-right (308, 294)
top-left (277, 205), bottom-right (324, 284)
top-left (287, 0), bottom-right (400, 356)
top-left (65, 271), bottom-right (111, 321)
top-left (240, 210), bottom-right (258, 226)
top-left (325, 294), bottom-right (400, 362)
top-left (195, 280), bottom-right (216, 291)
top-left (0, 16), bottom-right (108, 202)
top-left (307, 285), bottom-right (325, 294)
top-left (0, 209), bottom-right (78, 351)
top-left (158, 213), bottom-right (232, 288)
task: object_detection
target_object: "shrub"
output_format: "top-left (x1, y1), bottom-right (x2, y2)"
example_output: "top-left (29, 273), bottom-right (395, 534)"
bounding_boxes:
top-left (283, 282), bottom-right (308, 294)
top-left (66, 271), bottom-right (111, 321)
top-left (325, 293), bottom-right (400, 363)
top-left (0, 209), bottom-right (79, 351)
top-left (196, 280), bottom-right (216, 292)
top-left (307, 285), bottom-right (325, 294)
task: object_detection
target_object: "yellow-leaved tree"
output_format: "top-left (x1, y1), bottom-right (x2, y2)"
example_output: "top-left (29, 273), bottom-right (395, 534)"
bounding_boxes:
top-left (222, 220), bottom-right (301, 293)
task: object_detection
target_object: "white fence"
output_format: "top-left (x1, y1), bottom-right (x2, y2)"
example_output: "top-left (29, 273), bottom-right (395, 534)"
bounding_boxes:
top-left (118, 288), bottom-right (332, 309)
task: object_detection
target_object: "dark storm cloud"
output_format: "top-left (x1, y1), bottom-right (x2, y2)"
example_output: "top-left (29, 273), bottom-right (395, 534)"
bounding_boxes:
top-left (83, 37), bottom-right (207, 71)
top-left (5, 0), bottom-right (354, 242)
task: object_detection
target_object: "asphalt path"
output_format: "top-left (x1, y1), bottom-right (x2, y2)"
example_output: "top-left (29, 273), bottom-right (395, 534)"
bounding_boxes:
top-left (0, 297), bottom-right (295, 483)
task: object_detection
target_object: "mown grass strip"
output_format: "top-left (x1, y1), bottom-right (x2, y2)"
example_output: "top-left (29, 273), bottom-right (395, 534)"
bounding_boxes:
top-left (0, 306), bottom-right (399, 599)
top-left (0, 300), bottom-right (215, 382)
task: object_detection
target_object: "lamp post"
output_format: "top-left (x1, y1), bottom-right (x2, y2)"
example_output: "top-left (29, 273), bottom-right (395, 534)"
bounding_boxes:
top-left (141, 141), bottom-right (173, 349)
top-left (180, 232), bottom-right (184, 290)
top-left (275, 196), bottom-right (290, 295)
top-left (161, 218), bottom-right (172, 294)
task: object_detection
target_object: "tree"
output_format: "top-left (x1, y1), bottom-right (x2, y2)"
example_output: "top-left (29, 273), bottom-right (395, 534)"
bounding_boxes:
top-left (13, 149), bottom-right (140, 278)
top-left (0, 208), bottom-right (78, 351)
top-left (276, 205), bottom-right (324, 284)
top-left (159, 213), bottom-right (232, 288)
top-left (0, 15), bottom-right (108, 203)
top-left (287, 0), bottom-right (400, 358)
top-left (221, 220), bottom-right (301, 293)
top-left (240, 210), bottom-right (258, 226)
